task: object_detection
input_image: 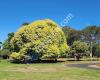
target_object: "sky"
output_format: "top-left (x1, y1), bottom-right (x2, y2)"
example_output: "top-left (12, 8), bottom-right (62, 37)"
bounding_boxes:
top-left (0, 0), bottom-right (100, 42)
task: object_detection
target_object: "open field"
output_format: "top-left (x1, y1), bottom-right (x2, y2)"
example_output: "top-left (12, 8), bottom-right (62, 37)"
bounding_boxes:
top-left (0, 60), bottom-right (100, 80)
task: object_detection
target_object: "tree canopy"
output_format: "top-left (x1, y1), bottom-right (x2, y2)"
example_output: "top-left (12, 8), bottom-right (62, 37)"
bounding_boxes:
top-left (70, 41), bottom-right (89, 60)
top-left (10, 19), bottom-right (69, 62)
top-left (62, 26), bottom-right (81, 45)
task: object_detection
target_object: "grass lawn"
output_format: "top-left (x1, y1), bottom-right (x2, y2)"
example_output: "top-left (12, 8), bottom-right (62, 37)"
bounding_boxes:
top-left (0, 60), bottom-right (100, 80)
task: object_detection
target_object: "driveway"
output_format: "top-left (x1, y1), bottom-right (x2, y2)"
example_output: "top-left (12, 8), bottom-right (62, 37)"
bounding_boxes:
top-left (67, 62), bottom-right (100, 70)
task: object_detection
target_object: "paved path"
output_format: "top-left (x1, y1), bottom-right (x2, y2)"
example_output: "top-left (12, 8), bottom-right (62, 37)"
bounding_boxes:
top-left (67, 62), bottom-right (100, 70)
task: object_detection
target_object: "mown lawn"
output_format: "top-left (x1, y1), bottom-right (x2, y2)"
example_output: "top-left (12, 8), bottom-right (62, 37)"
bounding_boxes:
top-left (0, 60), bottom-right (100, 80)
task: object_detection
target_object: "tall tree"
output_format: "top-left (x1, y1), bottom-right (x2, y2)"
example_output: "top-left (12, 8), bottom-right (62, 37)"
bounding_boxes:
top-left (62, 26), bottom-right (81, 45)
top-left (82, 26), bottom-right (100, 58)
top-left (10, 19), bottom-right (70, 63)
top-left (3, 32), bottom-right (14, 50)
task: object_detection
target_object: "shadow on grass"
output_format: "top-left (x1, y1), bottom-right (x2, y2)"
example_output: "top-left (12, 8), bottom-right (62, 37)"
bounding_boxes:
top-left (10, 59), bottom-right (66, 64)
top-left (38, 60), bottom-right (65, 63)
top-left (67, 60), bottom-right (83, 61)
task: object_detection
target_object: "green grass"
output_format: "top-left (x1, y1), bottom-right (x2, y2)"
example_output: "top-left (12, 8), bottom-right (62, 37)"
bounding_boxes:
top-left (0, 60), bottom-right (100, 80)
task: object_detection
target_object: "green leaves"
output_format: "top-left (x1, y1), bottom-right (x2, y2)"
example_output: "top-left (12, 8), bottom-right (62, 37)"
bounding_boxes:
top-left (69, 41), bottom-right (89, 60)
top-left (10, 19), bottom-right (69, 62)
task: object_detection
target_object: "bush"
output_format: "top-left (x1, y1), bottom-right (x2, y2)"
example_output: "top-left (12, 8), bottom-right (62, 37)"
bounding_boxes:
top-left (9, 52), bottom-right (25, 63)
top-left (0, 49), bottom-right (10, 59)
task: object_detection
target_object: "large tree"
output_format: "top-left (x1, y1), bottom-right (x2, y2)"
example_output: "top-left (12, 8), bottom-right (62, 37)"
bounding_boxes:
top-left (82, 26), bottom-right (100, 57)
top-left (10, 19), bottom-right (70, 63)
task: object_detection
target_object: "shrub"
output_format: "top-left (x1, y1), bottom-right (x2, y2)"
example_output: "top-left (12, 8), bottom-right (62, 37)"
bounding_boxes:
top-left (9, 52), bottom-right (25, 63)
top-left (0, 49), bottom-right (10, 59)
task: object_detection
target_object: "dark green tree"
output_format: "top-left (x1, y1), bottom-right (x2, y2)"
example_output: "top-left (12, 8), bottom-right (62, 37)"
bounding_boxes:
top-left (3, 32), bottom-right (14, 50)
top-left (82, 26), bottom-right (100, 58)
top-left (62, 26), bottom-right (81, 45)
top-left (1, 32), bottom-right (14, 59)
top-left (22, 22), bottom-right (29, 26)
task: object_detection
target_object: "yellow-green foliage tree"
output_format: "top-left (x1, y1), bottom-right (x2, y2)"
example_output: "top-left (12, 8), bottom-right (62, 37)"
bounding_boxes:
top-left (10, 19), bottom-right (69, 62)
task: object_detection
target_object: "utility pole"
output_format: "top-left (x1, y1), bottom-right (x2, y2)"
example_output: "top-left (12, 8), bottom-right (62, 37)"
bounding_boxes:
top-left (97, 39), bottom-right (100, 60)
top-left (90, 41), bottom-right (92, 61)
